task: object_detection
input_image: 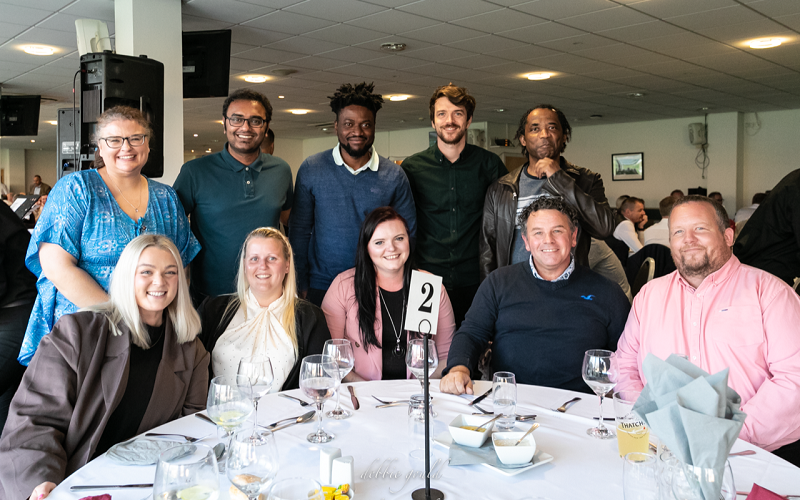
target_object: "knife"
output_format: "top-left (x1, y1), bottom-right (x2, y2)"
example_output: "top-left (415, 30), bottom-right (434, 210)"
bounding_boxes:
top-left (194, 412), bottom-right (216, 425)
top-left (347, 385), bottom-right (360, 410)
top-left (469, 387), bottom-right (493, 406)
top-left (71, 484), bottom-right (153, 491)
top-left (267, 410), bottom-right (315, 430)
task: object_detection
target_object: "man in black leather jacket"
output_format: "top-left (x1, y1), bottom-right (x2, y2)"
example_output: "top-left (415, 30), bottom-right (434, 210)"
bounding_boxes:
top-left (480, 104), bottom-right (615, 280)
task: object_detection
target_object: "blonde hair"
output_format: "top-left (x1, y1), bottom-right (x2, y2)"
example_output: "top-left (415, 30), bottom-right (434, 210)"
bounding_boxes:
top-left (86, 234), bottom-right (201, 349)
top-left (225, 227), bottom-right (298, 353)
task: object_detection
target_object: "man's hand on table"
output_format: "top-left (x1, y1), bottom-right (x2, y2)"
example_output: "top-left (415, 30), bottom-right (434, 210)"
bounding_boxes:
top-left (439, 366), bottom-right (474, 395)
top-left (30, 481), bottom-right (56, 500)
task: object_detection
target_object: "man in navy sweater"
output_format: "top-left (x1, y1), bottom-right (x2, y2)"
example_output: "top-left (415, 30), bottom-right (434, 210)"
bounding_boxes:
top-left (441, 197), bottom-right (630, 394)
top-left (289, 83), bottom-right (417, 306)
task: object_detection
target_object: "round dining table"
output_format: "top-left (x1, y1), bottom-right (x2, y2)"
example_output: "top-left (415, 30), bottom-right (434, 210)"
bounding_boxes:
top-left (48, 379), bottom-right (800, 500)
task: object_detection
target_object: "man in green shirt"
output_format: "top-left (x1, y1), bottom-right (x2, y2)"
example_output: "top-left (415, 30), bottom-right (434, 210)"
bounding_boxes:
top-left (402, 84), bottom-right (507, 327)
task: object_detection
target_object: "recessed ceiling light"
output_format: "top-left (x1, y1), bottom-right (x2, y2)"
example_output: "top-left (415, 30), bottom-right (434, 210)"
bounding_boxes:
top-left (526, 72), bottom-right (553, 80)
top-left (30, 139), bottom-right (36, 143)
top-left (191, 150), bottom-right (194, 153)
top-left (278, 95), bottom-right (285, 99)
top-left (387, 94), bottom-right (410, 101)
top-left (698, 107), bottom-right (711, 111)
top-left (21, 45), bottom-right (56, 56)
top-left (243, 74), bottom-right (269, 83)
top-left (748, 38), bottom-right (784, 49)
top-left (216, 120), bottom-right (224, 124)
top-left (381, 42), bottom-right (407, 52)
top-left (289, 109), bottom-right (310, 115)
top-left (495, 108), bottom-right (505, 113)
top-left (627, 92), bottom-right (646, 98)
top-left (47, 120), bottom-right (58, 125)
top-left (193, 133), bottom-right (198, 137)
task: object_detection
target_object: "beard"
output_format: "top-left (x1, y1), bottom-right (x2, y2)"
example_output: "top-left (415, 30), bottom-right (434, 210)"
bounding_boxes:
top-left (674, 246), bottom-right (730, 283)
top-left (437, 125), bottom-right (466, 145)
top-left (340, 137), bottom-right (372, 159)
top-left (526, 139), bottom-right (560, 161)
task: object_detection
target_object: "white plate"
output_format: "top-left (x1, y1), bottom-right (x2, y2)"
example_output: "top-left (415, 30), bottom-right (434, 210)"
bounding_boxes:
top-left (434, 433), bottom-right (554, 477)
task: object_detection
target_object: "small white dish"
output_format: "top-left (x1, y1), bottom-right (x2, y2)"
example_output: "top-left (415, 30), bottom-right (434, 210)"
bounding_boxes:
top-left (448, 414), bottom-right (495, 448)
top-left (484, 449), bottom-right (554, 476)
top-left (492, 431), bottom-right (536, 465)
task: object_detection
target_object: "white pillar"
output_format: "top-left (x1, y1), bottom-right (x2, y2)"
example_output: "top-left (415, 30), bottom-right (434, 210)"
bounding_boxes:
top-left (706, 112), bottom-right (743, 217)
top-left (114, 0), bottom-right (183, 185)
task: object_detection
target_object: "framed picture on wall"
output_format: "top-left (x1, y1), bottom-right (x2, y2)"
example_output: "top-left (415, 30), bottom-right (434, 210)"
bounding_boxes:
top-left (611, 152), bottom-right (644, 181)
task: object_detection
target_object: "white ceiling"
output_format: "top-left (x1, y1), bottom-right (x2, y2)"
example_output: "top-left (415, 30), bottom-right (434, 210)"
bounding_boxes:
top-left (0, 0), bottom-right (799, 154)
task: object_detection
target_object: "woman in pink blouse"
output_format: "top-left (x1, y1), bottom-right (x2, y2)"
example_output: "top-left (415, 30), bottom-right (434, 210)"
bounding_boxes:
top-left (322, 207), bottom-right (455, 381)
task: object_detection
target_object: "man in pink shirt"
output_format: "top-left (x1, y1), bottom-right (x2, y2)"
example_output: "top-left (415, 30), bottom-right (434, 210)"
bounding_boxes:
top-left (616, 195), bottom-right (800, 465)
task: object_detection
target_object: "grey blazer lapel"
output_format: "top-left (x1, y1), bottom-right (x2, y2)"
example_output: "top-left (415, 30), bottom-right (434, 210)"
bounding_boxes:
top-left (100, 323), bottom-right (132, 414)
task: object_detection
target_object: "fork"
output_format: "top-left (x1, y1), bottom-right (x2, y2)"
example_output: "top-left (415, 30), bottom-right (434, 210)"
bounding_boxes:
top-left (144, 432), bottom-right (211, 442)
top-left (279, 393), bottom-right (312, 406)
top-left (553, 396), bottom-right (581, 413)
top-left (372, 396), bottom-right (410, 405)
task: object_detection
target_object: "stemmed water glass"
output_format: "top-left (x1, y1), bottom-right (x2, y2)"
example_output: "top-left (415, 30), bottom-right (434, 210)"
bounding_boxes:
top-left (299, 354), bottom-right (340, 443)
top-left (582, 349), bottom-right (618, 439)
top-left (238, 355), bottom-right (275, 425)
top-left (406, 337), bottom-right (438, 392)
top-left (227, 428), bottom-right (280, 500)
top-left (207, 375), bottom-right (254, 468)
top-left (323, 339), bottom-right (355, 420)
top-left (153, 444), bottom-right (219, 500)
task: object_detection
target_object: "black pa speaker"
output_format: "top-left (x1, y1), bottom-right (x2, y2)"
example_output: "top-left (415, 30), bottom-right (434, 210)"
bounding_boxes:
top-left (80, 52), bottom-right (164, 178)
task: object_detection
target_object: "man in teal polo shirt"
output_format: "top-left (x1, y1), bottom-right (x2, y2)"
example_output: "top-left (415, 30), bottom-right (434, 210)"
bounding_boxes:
top-left (401, 84), bottom-right (507, 327)
top-left (174, 89), bottom-right (293, 304)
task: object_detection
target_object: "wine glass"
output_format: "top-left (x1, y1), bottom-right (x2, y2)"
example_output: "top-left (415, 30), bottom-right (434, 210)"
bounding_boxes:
top-left (492, 371), bottom-right (517, 431)
top-left (238, 355), bottom-right (275, 425)
top-left (207, 375), bottom-right (254, 468)
top-left (323, 339), bottom-right (355, 420)
top-left (582, 349), bottom-right (617, 439)
top-left (406, 337), bottom-right (438, 392)
top-left (268, 477), bottom-right (324, 500)
top-left (153, 444), bottom-right (219, 500)
top-left (299, 354), bottom-right (340, 443)
top-left (227, 428), bottom-right (280, 500)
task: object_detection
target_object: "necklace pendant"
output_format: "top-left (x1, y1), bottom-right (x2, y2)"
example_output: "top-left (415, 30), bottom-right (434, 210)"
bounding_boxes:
top-left (393, 340), bottom-right (404, 357)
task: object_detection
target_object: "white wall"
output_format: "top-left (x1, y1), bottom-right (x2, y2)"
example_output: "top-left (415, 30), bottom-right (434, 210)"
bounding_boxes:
top-left (742, 109), bottom-right (800, 201)
top-left (0, 149), bottom-right (26, 193)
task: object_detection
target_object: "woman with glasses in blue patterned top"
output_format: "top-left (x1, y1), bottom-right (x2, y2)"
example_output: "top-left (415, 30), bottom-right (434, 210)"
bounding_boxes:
top-left (18, 106), bottom-right (200, 367)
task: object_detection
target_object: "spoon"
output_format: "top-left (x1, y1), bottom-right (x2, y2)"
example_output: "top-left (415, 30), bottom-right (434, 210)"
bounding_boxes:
top-left (475, 414), bottom-right (503, 432)
top-left (514, 423), bottom-right (540, 446)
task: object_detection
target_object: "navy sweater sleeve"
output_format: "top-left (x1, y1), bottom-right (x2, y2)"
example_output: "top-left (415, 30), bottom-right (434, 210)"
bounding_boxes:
top-left (289, 159), bottom-right (315, 292)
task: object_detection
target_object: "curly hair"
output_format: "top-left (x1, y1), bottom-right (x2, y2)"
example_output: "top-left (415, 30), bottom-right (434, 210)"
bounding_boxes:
top-left (517, 196), bottom-right (579, 233)
top-left (515, 104), bottom-right (572, 156)
top-left (223, 88), bottom-right (273, 123)
top-left (329, 82), bottom-right (384, 119)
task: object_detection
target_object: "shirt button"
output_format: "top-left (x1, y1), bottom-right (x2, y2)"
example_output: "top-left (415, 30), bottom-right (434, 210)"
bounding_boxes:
top-left (451, 187), bottom-right (454, 190)
top-left (692, 356), bottom-right (697, 361)
top-left (452, 208), bottom-right (456, 212)
top-left (693, 322), bottom-right (696, 326)
top-left (246, 168), bottom-right (249, 171)
top-left (247, 181), bottom-right (251, 184)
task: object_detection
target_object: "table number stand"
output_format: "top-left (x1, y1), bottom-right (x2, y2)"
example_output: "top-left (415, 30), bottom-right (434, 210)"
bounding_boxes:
top-left (406, 271), bottom-right (445, 500)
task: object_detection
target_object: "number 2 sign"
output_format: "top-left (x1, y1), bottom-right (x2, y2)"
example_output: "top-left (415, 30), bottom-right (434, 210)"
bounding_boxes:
top-left (404, 270), bottom-right (443, 335)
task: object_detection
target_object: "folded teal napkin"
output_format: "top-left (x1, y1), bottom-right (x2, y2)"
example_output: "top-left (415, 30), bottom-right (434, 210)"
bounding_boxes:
top-left (632, 354), bottom-right (746, 500)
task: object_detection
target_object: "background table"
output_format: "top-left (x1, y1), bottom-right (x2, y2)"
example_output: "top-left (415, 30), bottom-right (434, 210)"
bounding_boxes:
top-left (49, 380), bottom-right (800, 500)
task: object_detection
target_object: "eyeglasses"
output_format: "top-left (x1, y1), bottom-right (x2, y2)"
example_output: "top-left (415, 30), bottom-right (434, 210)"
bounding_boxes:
top-left (99, 135), bottom-right (147, 148)
top-left (225, 115), bottom-right (267, 128)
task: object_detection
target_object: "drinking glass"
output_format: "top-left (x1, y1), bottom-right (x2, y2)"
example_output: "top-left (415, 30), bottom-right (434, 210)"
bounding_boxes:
top-left (406, 337), bottom-right (438, 392)
top-left (153, 444), bottom-right (219, 500)
top-left (238, 355), bottom-right (274, 426)
top-left (582, 349), bottom-right (617, 439)
top-left (492, 371), bottom-right (517, 431)
top-left (268, 477), bottom-right (324, 500)
top-left (227, 428), bottom-right (280, 500)
top-left (207, 375), bottom-right (254, 469)
top-left (671, 460), bottom-right (735, 500)
top-left (614, 391), bottom-right (650, 457)
top-left (407, 394), bottom-right (435, 463)
top-left (299, 354), bottom-right (340, 443)
top-left (323, 339), bottom-right (355, 420)
top-left (623, 452), bottom-right (657, 500)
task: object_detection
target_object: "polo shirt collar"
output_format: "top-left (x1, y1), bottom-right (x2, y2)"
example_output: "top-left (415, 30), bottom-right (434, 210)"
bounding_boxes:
top-left (222, 143), bottom-right (264, 173)
top-left (677, 254), bottom-right (740, 292)
top-left (529, 255), bottom-right (575, 282)
top-left (333, 144), bottom-right (379, 175)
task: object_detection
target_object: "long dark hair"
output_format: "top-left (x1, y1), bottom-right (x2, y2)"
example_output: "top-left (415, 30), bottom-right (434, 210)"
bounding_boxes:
top-left (354, 207), bottom-right (413, 352)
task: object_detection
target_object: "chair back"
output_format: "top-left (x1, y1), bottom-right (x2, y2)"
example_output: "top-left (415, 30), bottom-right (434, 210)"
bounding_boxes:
top-left (631, 257), bottom-right (655, 298)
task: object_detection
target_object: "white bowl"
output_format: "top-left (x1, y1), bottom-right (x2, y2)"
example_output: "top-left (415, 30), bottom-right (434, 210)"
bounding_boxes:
top-left (448, 414), bottom-right (495, 448)
top-left (492, 431), bottom-right (536, 465)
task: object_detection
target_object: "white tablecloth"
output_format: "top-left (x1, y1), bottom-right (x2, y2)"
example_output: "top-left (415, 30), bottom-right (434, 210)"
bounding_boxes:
top-left (49, 380), bottom-right (800, 500)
